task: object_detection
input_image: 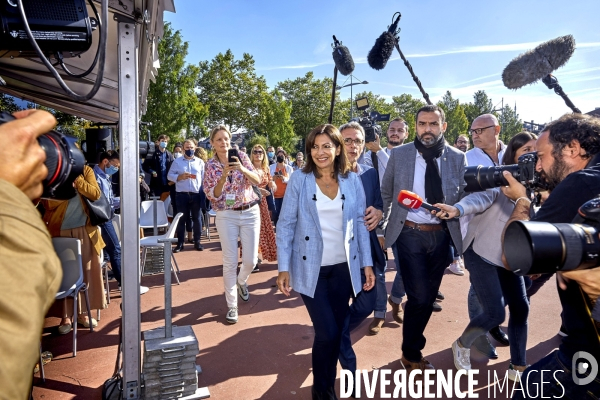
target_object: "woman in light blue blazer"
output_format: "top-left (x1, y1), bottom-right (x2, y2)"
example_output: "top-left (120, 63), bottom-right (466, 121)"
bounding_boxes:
top-left (276, 124), bottom-right (375, 400)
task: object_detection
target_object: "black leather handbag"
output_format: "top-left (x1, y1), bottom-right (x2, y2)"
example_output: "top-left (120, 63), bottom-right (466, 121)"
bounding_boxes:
top-left (82, 191), bottom-right (113, 226)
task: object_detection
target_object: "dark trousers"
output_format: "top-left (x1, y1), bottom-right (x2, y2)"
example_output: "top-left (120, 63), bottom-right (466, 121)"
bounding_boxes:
top-left (273, 197), bottom-right (284, 226)
top-left (175, 192), bottom-right (202, 246)
top-left (170, 188), bottom-right (192, 233)
top-left (461, 245), bottom-right (529, 366)
top-left (100, 219), bottom-right (122, 286)
top-left (339, 268), bottom-right (376, 371)
top-left (301, 262), bottom-right (353, 395)
top-left (395, 227), bottom-right (451, 362)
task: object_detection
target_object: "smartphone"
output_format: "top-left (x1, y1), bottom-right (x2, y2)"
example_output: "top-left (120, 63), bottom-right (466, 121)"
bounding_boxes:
top-left (228, 148), bottom-right (239, 163)
top-left (189, 173), bottom-right (197, 179)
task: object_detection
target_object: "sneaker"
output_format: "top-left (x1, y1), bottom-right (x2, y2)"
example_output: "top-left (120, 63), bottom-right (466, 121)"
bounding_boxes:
top-left (452, 339), bottom-right (471, 370)
top-left (448, 260), bottom-right (465, 276)
top-left (237, 282), bottom-right (250, 302)
top-left (558, 325), bottom-right (568, 337)
top-left (508, 364), bottom-right (527, 382)
top-left (226, 307), bottom-right (238, 324)
top-left (368, 318), bottom-right (385, 335)
top-left (251, 265), bottom-right (260, 273)
top-left (140, 286), bottom-right (149, 295)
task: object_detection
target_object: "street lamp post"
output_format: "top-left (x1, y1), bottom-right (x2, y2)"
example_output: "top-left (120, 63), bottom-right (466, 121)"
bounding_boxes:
top-left (336, 75), bottom-right (368, 119)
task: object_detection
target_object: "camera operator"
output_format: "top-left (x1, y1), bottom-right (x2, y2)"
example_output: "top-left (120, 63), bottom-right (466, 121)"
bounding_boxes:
top-left (0, 109), bottom-right (62, 399)
top-left (501, 113), bottom-right (600, 398)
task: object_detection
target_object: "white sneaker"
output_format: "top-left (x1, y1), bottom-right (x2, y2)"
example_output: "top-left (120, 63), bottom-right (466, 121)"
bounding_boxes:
top-left (140, 286), bottom-right (149, 295)
top-left (452, 339), bottom-right (471, 370)
top-left (237, 282), bottom-right (249, 302)
top-left (508, 364), bottom-right (527, 382)
top-left (226, 307), bottom-right (238, 324)
top-left (448, 260), bottom-right (465, 276)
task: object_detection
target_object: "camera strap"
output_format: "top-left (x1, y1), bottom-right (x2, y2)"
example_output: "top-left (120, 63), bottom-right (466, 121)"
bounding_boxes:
top-left (371, 151), bottom-right (380, 181)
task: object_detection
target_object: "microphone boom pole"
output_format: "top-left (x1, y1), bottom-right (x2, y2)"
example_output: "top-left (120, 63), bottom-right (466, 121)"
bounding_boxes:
top-left (328, 66), bottom-right (338, 124)
top-left (542, 74), bottom-right (581, 113)
top-left (393, 40), bottom-right (432, 106)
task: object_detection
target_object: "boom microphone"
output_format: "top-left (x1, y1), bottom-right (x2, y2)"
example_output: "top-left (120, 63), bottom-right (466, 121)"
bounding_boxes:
top-left (332, 35), bottom-right (355, 76)
top-left (502, 35), bottom-right (575, 89)
top-left (398, 190), bottom-right (442, 213)
top-left (367, 14), bottom-right (401, 70)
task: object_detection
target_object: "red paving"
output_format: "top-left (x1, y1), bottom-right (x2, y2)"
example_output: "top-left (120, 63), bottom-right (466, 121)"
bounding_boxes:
top-left (34, 224), bottom-right (563, 399)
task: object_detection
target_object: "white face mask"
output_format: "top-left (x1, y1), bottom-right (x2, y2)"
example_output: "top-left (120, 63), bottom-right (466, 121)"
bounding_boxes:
top-left (174, 152), bottom-right (183, 159)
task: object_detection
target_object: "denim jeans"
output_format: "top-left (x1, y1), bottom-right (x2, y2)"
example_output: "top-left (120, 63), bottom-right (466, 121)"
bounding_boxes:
top-left (461, 245), bottom-right (529, 366)
top-left (175, 192), bottom-right (203, 245)
top-left (395, 226), bottom-right (451, 362)
top-left (339, 268), bottom-right (376, 371)
top-left (511, 350), bottom-right (600, 399)
top-left (215, 206), bottom-right (260, 308)
top-left (387, 242), bottom-right (406, 308)
top-left (273, 197), bottom-right (284, 226)
top-left (100, 219), bottom-right (122, 286)
top-left (301, 262), bottom-right (353, 394)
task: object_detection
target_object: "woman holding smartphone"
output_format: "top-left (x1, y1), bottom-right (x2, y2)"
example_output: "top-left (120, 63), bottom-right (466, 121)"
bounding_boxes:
top-left (276, 124), bottom-right (374, 399)
top-left (204, 125), bottom-right (261, 324)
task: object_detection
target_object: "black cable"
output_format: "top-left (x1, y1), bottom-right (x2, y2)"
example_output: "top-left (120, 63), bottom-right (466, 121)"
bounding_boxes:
top-left (59, 0), bottom-right (102, 78)
top-left (16, 0), bottom-right (108, 102)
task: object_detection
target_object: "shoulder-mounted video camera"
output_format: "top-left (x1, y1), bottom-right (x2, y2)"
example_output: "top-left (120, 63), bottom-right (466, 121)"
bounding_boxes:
top-left (351, 97), bottom-right (390, 143)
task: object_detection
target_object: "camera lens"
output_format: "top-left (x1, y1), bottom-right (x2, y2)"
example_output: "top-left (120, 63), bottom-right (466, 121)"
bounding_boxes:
top-left (38, 131), bottom-right (85, 199)
top-left (464, 165), bottom-right (520, 192)
top-left (504, 220), bottom-right (600, 275)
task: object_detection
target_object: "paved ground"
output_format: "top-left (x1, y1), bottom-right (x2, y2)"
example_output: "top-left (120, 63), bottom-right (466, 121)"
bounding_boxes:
top-left (34, 223), bottom-right (563, 399)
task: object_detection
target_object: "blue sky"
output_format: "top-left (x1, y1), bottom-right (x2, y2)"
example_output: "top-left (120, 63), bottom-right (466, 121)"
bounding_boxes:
top-left (165, 0), bottom-right (600, 125)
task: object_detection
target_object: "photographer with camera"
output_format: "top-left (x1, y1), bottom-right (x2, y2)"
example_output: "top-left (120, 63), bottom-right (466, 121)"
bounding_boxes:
top-left (0, 109), bottom-right (63, 399)
top-left (501, 113), bottom-right (600, 398)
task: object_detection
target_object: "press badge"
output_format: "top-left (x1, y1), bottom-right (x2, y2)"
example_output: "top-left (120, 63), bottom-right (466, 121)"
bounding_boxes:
top-left (225, 193), bottom-right (236, 207)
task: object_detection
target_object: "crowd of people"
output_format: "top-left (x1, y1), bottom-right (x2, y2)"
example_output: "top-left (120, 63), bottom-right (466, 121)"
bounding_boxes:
top-left (2, 106), bottom-right (600, 400)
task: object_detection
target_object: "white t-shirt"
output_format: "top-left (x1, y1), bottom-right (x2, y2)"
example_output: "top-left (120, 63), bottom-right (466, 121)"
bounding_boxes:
top-left (315, 185), bottom-right (346, 266)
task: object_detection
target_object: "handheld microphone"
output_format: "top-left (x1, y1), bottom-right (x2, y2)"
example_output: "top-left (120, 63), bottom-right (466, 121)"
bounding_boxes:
top-left (332, 35), bottom-right (355, 76)
top-left (398, 190), bottom-right (442, 213)
top-left (502, 35), bottom-right (580, 113)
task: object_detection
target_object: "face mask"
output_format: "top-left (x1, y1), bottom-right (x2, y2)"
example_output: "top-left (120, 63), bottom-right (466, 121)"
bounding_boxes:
top-left (267, 152), bottom-right (274, 158)
top-left (185, 149), bottom-right (194, 157)
top-left (276, 155), bottom-right (285, 163)
top-left (174, 152), bottom-right (182, 159)
top-left (159, 141), bottom-right (167, 149)
top-left (106, 165), bottom-right (119, 176)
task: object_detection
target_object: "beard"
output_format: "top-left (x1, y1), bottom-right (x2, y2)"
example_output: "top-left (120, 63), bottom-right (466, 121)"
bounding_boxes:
top-left (417, 131), bottom-right (442, 147)
top-left (539, 157), bottom-right (570, 192)
top-left (388, 137), bottom-right (404, 147)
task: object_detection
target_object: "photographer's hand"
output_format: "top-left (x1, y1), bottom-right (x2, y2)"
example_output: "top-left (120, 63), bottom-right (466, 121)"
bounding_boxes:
top-left (0, 110), bottom-right (56, 200)
top-left (365, 134), bottom-right (383, 153)
top-left (500, 171), bottom-right (528, 201)
top-left (559, 268), bottom-right (600, 301)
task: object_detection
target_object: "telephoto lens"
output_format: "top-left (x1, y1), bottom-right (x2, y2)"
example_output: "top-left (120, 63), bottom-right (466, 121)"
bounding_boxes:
top-left (504, 220), bottom-right (600, 275)
top-left (0, 111), bottom-right (85, 199)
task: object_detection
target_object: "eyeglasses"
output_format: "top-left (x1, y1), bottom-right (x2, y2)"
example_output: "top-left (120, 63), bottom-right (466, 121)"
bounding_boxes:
top-left (456, 140), bottom-right (469, 145)
top-left (252, 150), bottom-right (264, 155)
top-left (468, 125), bottom-right (496, 136)
top-left (343, 138), bottom-right (364, 145)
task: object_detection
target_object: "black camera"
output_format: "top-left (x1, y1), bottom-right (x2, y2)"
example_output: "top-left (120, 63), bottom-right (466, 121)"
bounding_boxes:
top-left (504, 197), bottom-right (600, 275)
top-left (464, 152), bottom-right (541, 192)
top-left (0, 111), bottom-right (85, 199)
top-left (352, 97), bottom-right (390, 143)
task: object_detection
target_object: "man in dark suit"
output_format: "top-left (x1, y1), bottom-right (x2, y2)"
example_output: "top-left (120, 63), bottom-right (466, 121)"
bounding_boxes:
top-left (338, 122), bottom-right (387, 377)
top-left (142, 134), bottom-right (174, 200)
top-left (381, 105), bottom-right (467, 374)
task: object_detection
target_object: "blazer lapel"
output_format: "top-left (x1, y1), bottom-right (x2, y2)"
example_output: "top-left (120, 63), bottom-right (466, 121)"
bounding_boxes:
top-left (305, 173), bottom-right (322, 239)
top-left (404, 144), bottom-right (416, 192)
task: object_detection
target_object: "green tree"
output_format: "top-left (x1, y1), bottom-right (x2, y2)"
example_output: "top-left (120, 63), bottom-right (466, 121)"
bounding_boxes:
top-left (391, 94), bottom-right (425, 142)
top-left (0, 94), bottom-right (21, 113)
top-left (145, 23), bottom-right (208, 143)
top-left (28, 104), bottom-right (90, 141)
top-left (244, 133), bottom-right (269, 155)
top-left (437, 91), bottom-right (469, 145)
top-left (464, 90), bottom-right (495, 125)
top-left (255, 89), bottom-right (297, 154)
top-left (276, 72), bottom-right (345, 140)
top-left (197, 50), bottom-right (268, 133)
top-left (498, 104), bottom-right (523, 143)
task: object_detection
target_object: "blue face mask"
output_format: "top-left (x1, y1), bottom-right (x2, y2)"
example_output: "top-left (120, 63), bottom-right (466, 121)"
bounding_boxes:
top-left (185, 149), bottom-right (194, 157)
top-left (106, 165), bottom-right (119, 176)
top-left (267, 151), bottom-right (274, 158)
top-left (159, 141), bottom-right (168, 149)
